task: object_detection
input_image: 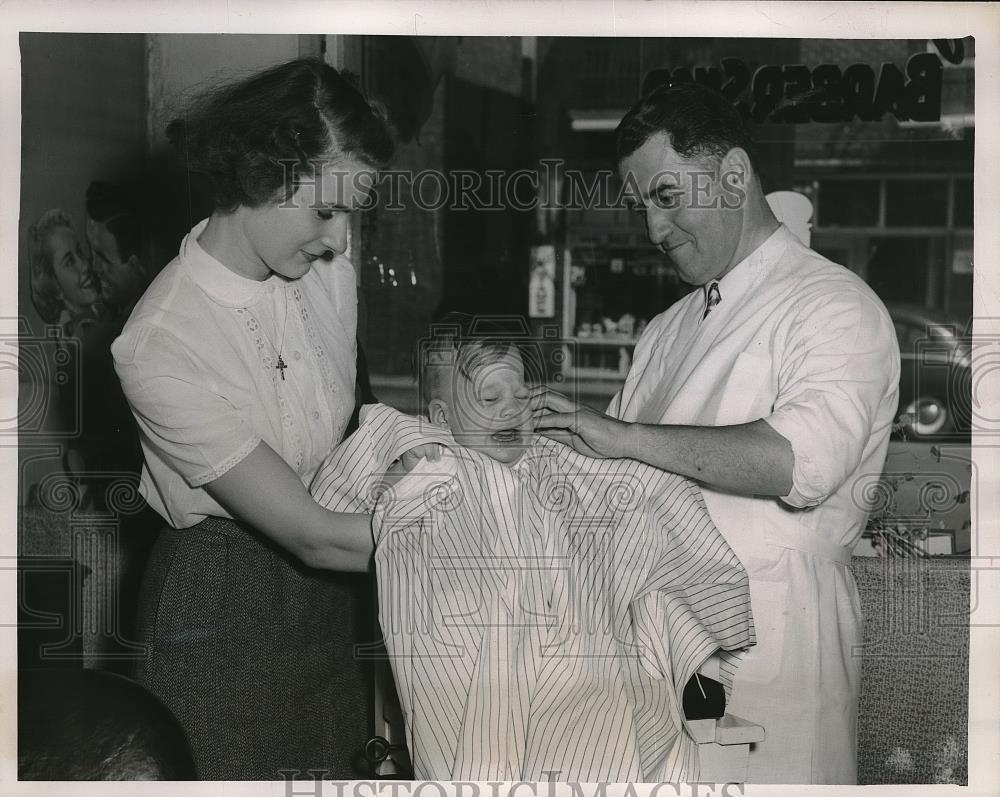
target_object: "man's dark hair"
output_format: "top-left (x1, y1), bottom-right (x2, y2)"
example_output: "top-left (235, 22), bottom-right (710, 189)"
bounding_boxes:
top-left (615, 81), bottom-right (757, 170)
top-left (86, 181), bottom-right (141, 262)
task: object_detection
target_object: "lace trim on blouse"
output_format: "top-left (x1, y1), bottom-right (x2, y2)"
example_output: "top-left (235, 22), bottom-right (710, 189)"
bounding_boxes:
top-left (235, 305), bottom-right (305, 473)
top-left (189, 435), bottom-right (263, 488)
top-left (292, 286), bottom-right (351, 443)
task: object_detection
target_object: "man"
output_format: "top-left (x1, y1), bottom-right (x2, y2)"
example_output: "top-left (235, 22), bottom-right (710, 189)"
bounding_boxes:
top-left (85, 180), bottom-right (152, 318)
top-left (532, 82), bottom-right (900, 784)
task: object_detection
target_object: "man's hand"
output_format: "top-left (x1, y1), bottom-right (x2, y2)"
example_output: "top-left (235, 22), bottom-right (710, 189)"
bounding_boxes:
top-left (531, 386), bottom-right (794, 496)
top-left (530, 386), bottom-right (632, 459)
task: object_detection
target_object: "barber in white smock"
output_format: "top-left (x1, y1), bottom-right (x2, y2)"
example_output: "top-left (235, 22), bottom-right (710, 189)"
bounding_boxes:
top-left (531, 82), bottom-right (899, 785)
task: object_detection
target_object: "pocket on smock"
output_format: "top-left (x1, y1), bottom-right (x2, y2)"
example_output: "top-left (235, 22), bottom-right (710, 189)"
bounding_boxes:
top-left (734, 567), bottom-right (789, 686)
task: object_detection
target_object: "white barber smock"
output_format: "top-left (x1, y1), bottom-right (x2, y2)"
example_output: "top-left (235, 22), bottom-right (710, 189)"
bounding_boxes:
top-left (608, 224), bottom-right (900, 784)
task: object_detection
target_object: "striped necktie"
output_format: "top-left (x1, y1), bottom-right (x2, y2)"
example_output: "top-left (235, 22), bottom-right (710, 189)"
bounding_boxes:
top-left (703, 281), bottom-right (721, 319)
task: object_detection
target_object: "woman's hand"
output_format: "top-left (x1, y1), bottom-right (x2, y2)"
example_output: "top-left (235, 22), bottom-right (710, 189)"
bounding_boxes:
top-left (530, 386), bottom-right (632, 459)
top-left (399, 443), bottom-right (444, 472)
top-left (381, 443), bottom-right (444, 488)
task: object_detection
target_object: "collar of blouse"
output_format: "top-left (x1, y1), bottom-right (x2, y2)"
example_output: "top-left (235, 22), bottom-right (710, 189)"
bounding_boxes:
top-left (181, 218), bottom-right (289, 309)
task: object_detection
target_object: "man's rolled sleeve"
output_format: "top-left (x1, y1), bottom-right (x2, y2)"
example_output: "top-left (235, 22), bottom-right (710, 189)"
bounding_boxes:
top-left (113, 325), bottom-right (261, 488)
top-left (764, 291), bottom-right (898, 508)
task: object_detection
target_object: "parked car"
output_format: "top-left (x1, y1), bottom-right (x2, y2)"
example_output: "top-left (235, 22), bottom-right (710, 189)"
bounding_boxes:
top-left (888, 303), bottom-right (972, 440)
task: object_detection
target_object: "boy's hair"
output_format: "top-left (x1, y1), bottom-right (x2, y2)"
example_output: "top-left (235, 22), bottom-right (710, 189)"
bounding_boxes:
top-left (419, 313), bottom-right (522, 410)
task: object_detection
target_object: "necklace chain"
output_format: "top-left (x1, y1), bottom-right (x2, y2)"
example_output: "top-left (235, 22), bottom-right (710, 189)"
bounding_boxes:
top-left (246, 290), bottom-right (290, 381)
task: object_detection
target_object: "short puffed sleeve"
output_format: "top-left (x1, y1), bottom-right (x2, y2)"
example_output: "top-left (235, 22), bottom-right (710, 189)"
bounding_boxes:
top-left (112, 324), bottom-right (262, 488)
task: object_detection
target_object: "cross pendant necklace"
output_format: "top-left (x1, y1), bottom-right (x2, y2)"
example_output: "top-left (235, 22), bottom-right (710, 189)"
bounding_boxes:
top-left (271, 293), bottom-right (290, 381)
top-left (245, 290), bottom-right (291, 382)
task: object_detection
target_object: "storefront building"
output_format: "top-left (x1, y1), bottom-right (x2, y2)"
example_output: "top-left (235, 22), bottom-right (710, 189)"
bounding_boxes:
top-left (350, 36), bottom-right (974, 408)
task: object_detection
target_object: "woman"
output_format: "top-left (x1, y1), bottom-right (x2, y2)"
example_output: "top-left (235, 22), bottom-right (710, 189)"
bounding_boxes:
top-left (111, 59), bottom-right (394, 779)
top-left (28, 209), bottom-right (102, 494)
top-left (28, 208), bottom-right (100, 334)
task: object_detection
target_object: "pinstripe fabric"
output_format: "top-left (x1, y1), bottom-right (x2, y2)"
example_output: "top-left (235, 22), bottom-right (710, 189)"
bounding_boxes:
top-left (311, 404), bottom-right (754, 782)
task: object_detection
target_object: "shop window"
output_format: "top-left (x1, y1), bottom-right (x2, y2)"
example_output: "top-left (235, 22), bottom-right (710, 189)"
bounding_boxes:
top-left (893, 319), bottom-right (929, 355)
top-left (813, 244), bottom-right (850, 271)
top-left (948, 232), bottom-right (973, 319)
top-left (569, 251), bottom-right (684, 333)
top-left (866, 236), bottom-right (945, 307)
top-left (817, 180), bottom-right (879, 227)
top-left (953, 178), bottom-right (973, 227)
top-left (885, 180), bottom-right (948, 227)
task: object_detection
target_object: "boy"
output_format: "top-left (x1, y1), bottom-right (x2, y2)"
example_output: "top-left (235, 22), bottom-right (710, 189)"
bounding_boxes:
top-left (311, 319), bottom-right (754, 782)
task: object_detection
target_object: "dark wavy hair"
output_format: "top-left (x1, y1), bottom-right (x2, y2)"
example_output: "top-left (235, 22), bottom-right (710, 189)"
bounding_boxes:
top-left (615, 81), bottom-right (757, 170)
top-left (167, 58), bottom-right (394, 212)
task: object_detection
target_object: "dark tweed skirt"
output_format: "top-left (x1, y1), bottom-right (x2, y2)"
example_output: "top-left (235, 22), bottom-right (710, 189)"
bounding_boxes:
top-left (133, 515), bottom-right (376, 780)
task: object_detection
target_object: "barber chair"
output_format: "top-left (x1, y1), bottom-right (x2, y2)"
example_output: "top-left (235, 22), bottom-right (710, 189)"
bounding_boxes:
top-left (18, 668), bottom-right (196, 780)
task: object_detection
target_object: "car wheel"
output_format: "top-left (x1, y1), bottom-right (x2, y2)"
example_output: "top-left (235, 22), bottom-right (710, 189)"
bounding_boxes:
top-left (903, 397), bottom-right (952, 438)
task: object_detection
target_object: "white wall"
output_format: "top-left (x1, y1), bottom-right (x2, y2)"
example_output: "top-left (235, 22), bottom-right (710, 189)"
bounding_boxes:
top-left (146, 34), bottom-right (301, 148)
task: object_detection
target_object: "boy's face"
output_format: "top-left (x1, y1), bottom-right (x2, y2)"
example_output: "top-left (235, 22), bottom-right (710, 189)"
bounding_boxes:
top-left (434, 346), bottom-right (533, 465)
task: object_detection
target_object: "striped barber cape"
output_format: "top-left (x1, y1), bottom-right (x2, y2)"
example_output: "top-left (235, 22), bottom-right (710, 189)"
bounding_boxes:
top-left (311, 404), bottom-right (755, 782)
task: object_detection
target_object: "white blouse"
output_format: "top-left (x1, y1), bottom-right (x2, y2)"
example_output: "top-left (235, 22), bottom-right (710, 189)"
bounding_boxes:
top-left (112, 219), bottom-right (358, 529)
